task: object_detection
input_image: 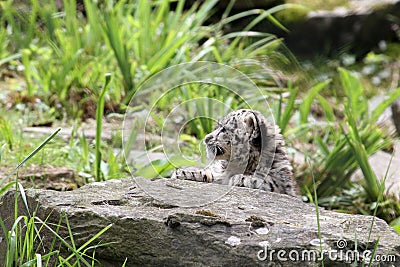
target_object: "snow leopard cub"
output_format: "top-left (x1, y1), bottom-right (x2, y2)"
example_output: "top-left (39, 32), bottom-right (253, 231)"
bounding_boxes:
top-left (172, 109), bottom-right (297, 196)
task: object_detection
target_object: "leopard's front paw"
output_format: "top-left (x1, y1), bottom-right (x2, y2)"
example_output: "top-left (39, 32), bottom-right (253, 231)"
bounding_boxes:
top-left (171, 168), bottom-right (187, 179)
top-left (171, 167), bottom-right (213, 182)
top-left (228, 174), bottom-right (245, 187)
top-left (229, 174), bottom-right (265, 189)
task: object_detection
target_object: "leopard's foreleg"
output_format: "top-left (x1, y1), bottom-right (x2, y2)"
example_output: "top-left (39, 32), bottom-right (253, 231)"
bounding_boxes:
top-left (172, 167), bottom-right (214, 183)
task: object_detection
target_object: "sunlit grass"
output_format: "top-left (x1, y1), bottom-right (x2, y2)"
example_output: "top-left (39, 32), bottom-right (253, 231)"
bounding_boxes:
top-left (0, 127), bottom-right (114, 266)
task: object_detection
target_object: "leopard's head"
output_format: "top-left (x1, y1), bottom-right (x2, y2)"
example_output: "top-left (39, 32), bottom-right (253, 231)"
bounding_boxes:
top-left (204, 109), bottom-right (262, 161)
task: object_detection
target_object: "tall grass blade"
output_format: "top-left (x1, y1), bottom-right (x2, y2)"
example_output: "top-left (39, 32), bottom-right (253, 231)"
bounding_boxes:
top-left (102, 7), bottom-right (133, 96)
top-left (0, 52), bottom-right (22, 66)
top-left (299, 80), bottom-right (330, 124)
top-left (343, 115), bottom-right (380, 200)
top-left (371, 88), bottom-right (400, 123)
top-left (20, 252), bottom-right (58, 267)
top-left (367, 237), bottom-right (380, 267)
top-left (279, 85), bottom-right (298, 134)
top-left (3, 127), bottom-right (61, 183)
top-left (35, 217), bottom-right (91, 266)
top-left (0, 181), bottom-right (15, 196)
top-left (35, 213), bottom-right (112, 267)
top-left (95, 74), bottom-right (112, 181)
top-left (317, 95), bottom-right (335, 122)
top-left (308, 158), bottom-right (324, 267)
top-left (7, 230), bottom-right (17, 267)
top-left (62, 223), bottom-right (113, 263)
top-left (36, 253), bottom-right (42, 267)
top-left (367, 153), bottom-right (393, 245)
top-left (339, 67), bottom-right (366, 118)
top-left (0, 117), bottom-right (14, 150)
top-left (17, 182), bottom-right (31, 217)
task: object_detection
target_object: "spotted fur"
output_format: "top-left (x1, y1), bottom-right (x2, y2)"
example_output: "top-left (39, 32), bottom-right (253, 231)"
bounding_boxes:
top-left (172, 109), bottom-right (297, 196)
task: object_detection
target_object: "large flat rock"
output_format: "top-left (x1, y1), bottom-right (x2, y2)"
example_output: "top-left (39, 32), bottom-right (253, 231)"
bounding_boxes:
top-left (0, 177), bottom-right (399, 266)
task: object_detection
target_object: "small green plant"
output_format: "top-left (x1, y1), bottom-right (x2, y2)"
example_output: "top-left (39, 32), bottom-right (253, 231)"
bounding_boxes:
top-left (1, 202), bottom-right (113, 266)
top-left (308, 154), bottom-right (389, 266)
top-left (0, 117), bottom-right (14, 150)
top-left (310, 68), bottom-right (400, 199)
top-left (307, 158), bottom-right (324, 267)
top-left (62, 125), bottom-right (127, 183)
top-left (286, 68), bottom-right (400, 226)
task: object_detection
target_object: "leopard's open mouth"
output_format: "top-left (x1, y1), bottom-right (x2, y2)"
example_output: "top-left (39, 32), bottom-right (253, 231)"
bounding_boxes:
top-left (215, 145), bottom-right (224, 156)
top-left (207, 144), bottom-right (225, 156)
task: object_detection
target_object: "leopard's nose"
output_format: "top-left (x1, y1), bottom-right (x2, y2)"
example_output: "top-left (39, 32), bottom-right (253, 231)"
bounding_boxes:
top-left (204, 134), bottom-right (212, 144)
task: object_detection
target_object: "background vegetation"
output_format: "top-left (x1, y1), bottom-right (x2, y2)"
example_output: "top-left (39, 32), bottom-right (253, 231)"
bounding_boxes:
top-left (0, 0), bottom-right (399, 265)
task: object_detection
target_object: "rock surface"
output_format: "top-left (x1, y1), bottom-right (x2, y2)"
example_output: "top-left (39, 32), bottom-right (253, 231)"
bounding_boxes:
top-left (0, 177), bottom-right (399, 266)
top-left (230, 0), bottom-right (400, 57)
top-left (285, 0), bottom-right (400, 57)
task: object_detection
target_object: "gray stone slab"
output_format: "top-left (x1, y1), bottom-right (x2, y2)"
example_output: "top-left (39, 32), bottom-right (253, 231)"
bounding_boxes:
top-left (0, 177), bottom-right (399, 266)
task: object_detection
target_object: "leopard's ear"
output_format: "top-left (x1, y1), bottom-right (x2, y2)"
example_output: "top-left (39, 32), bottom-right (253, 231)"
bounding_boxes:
top-left (245, 112), bottom-right (262, 147)
top-left (245, 113), bottom-right (257, 134)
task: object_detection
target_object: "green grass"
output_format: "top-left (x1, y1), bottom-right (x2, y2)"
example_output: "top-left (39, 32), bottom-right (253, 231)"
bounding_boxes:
top-left (0, 125), bottom-right (114, 266)
top-left (0, 117), bottom-right (14, 150)
top-left (2, 0), bottom-right (298, 117)
top-left (303, 72), bottom-right (399, 226)
top-left (283, 68), bottom-right (400, 224)
top-left (1, 207), bottom-right (113, 266)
